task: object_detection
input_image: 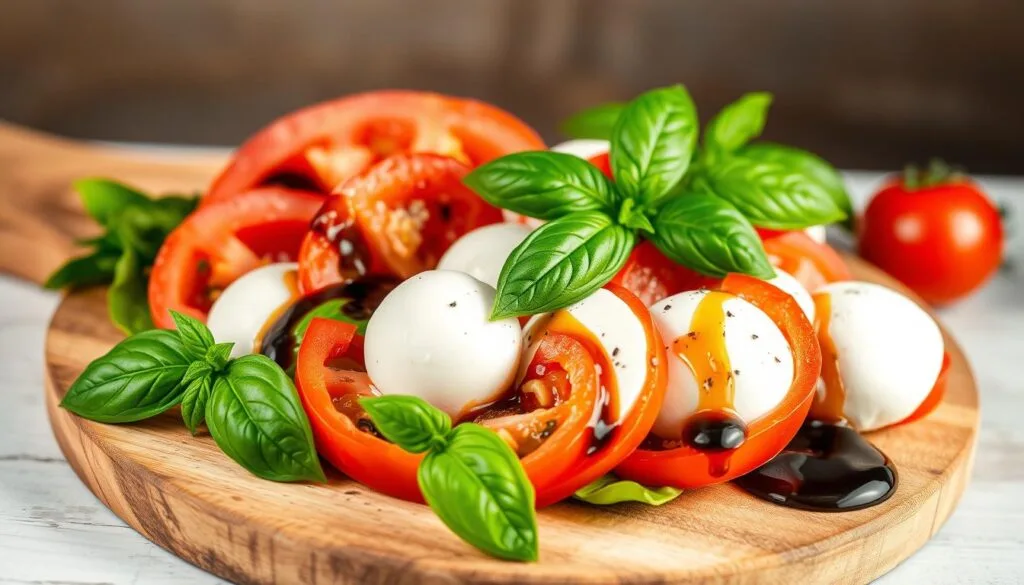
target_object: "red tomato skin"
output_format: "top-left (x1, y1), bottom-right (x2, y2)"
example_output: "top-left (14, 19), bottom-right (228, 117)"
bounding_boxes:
top-left (859, 179), bottom-right (1003, 305)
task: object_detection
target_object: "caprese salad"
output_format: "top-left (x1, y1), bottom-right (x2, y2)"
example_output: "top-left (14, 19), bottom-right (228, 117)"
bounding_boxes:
top-left (53, 86), bottom-right (949, 562)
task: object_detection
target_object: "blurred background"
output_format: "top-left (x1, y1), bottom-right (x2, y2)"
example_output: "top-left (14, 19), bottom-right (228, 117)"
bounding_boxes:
top-left (1, 0), bottom-right (1022, 173)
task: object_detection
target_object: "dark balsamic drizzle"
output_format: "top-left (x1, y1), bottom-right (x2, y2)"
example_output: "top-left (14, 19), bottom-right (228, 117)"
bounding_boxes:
top-left (734, 421), bottom-right (898, 511)
top-left (310, 207), bottom-right (374, 280)
top-left (259, 276), bottom-right (399, 372)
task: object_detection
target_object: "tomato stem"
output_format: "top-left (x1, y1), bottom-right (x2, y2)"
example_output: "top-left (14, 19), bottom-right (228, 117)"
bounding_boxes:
top-left (902, 158), bottom-right (965, 190)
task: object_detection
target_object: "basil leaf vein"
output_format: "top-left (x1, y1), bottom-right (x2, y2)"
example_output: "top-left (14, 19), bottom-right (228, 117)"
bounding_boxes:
top-left (464, 151), bottom-right (619, 219)
top-left (610, 85), bottom-right (699, 207)
top-left (650, 192), bottom-right (774, 279)
top-left (492, 211), bottom-right (635, 319)
top-left (206, 355), bottom-right (325, 482)
top-left (739, 142), bottom-right (853, 222)
top-left (170, 310), bottom-right (215, 359)
top-left (418, 424), bottom-right (538, 562)
top-left (60, 329), bottom-right (191, 423)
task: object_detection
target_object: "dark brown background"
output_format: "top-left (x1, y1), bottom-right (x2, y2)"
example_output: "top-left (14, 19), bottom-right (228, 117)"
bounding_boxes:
top-left (2, 0), bottom-right (1022, 173)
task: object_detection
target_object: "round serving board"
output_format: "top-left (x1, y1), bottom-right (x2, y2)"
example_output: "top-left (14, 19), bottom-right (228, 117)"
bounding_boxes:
top-left (43, 258), bottom-right (979, 585)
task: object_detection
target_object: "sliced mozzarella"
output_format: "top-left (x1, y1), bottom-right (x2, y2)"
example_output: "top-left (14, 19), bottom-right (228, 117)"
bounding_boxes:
top-left (206, 262), bottom-right (298, 358)
top-left (437, 223), bottom-right (532, 288)
top-left (767, 269), bottom-right (815, 322)
top-left (815, 281), bottom-right (943, 431)
top-left (550, 139), bottom-right (610, 160)
top-left (364, 270), bottom-right (522, 418)
top-left (522, 288), bottom-right (650, 420)
top-left (649, 290), bottom-right (794, 440)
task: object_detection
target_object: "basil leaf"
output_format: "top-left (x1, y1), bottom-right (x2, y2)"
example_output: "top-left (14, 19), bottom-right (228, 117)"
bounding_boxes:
top-left (464, 151), bottom-right (619, 220)
top-left (206, 355), bottom-right (325, 482)
top-left (700, 148), bottom-right (847, 229)
top-left (610, 85), bottom-right (699, 206)
top-left (205, 342), bottom-right (234, 370)
top-left (182, 360), bottom-right (213, 386)
top-left (419, 424), bottom-right (538, 562)
top-left (60, 329), bottom-right (191, 423)
top-left (650, 192), bottom-right (774, 279)
top-left (359, 395), bottom-right (451, 453)
top-left (108, 245), bottom-right (154, 335)
top-left (739, 142), bottom-right (853, 222)
top-left (44, 250), bottom-right (120, 290)
top-left (295, 299), bottom-right (368, 338)
top-left (573, 474), bottom-right (682, 506)
top-left (74, 179), bottom-right (150, 227)
top-left (492, 212), bottom-right (635, 319)
top-left (170, 310), bottom-right (215, 359)
top-left (181, 373), bottom-right (213, 435)
top-left (561, 102), bottom-right (625, 140)
top-left (704, 92), bottom-right (772, 159)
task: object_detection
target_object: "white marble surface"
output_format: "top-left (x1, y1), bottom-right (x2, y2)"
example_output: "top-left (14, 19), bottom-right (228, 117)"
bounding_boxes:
top-left (0, 171), bottom-right (1021, 584)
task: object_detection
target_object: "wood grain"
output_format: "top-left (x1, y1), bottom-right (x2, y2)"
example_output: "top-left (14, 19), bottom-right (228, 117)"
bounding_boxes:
top-left (0, 122), bottom-right (225, 284)
top-left (43, 258), bottom-right (979, 585)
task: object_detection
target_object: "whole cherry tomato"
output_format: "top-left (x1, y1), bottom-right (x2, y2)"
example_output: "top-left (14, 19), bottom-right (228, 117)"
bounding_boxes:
top-left (859, 162), bottom-right (1003, 305)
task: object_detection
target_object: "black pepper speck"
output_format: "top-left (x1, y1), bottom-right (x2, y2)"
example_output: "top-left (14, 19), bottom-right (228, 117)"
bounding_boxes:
top-left (612, 347), bottom-right (620, 357)
top-left (751, 333), bottom-right (759, 340)
top-left (449, 301), bottom-right (457, 308)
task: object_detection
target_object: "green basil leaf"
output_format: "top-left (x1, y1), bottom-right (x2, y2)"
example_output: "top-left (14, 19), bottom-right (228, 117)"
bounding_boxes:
top-left (152, 194), bottom-right (200, 223)
top-left (491, 212), bottom-right (635, 319)
top-left (108, 246), bottom-right (154, 335)
top-left (573, 474), bottom-right (682, 506)
top-left (295, 299), bottom-right (368, 339)
top-left (704, 92), bottom-right (772, 158)
top-left (74, 179), bottom-right (150, 227)
top-left (181, 373), bottom-right (213, 435)
top-left (650, 192), bottom-right (774, 279)
top-left (60, 329), bottom-right (191, 423)
top-left (206, 355), bottom-right (326, 482)
top-left (182, 360), bottom-right (213, 386)
top-left (701, 147), bottom-right (847, 229)
top-left (205, 342), bottom-right (234, 370)
top-left (739, 142), bottom-right (853, 223)
top-left (44, 250), bottom-right (120, 290)
top-left (419, 424), bottom-right (538, 562)
top-left (170, 310), bottom-right (215, 358)
top-left (610, 85), bottom-right (699, 206)
top-left (561, 102), bottom-right (625, 140)
top-left (464, 151), bottom-right (619, 220)
top-left (359, 395), bottom-right (452, 453)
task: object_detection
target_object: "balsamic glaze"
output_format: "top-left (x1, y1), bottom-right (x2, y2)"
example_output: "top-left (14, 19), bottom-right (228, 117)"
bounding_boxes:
top-left (682, 411), bottom-right (747, 452)
top-left (259, 276), bottom-right (399, 372)
top-left (310, 208), bottom-right (375, 280)
top-left (734, 420), bottom-right (897, 511)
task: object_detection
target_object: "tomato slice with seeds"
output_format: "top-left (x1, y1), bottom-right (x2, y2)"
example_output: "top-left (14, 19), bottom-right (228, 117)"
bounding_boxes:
top-left (610, 240), bottom-right (721, 306)
top-left (763, 230), bottom-right (851, 291)
top-left (148, 188), bottom-right (322, 329)
top-left (295, 285), bottom-right (666, 507)
top-left (297, 153), bottom-right (503, 293)
top-left (616, 274), bottom-right (822, 488)
top-left (205, 90), bottom-right (546, 203)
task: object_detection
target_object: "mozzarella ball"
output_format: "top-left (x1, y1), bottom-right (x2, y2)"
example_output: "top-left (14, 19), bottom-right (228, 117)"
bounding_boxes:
top-left (522, 288), bottom-right (652, 417)
top-left (650, 290), bottom-right (794, 440)
top-left (206, 262), bottom-right (299, 358)
top-left (815, 281), bottom-right (943, 431)
top-left (437, 223), bottom-right (532, 288)
top-left (364, 270), bottom-right (522, 417)
top-left (550, 139), bottom-right (611, 160)
top-left (767, 269), bottom-right (815, 322)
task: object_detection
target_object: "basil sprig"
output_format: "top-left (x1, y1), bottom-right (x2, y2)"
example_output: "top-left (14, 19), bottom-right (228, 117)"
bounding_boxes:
top-left (60, 311), bottom-right (325, 483)
top-left (45, 179), bottom-right (198, 335)
top-left (574, 474), bottom-right (682, 506)
top-left (467, 85), bottom-right (772, 319)
top-left (360, 395), bottom-right (539, 562)
top-left (560, 102), bottom-right (625, 140)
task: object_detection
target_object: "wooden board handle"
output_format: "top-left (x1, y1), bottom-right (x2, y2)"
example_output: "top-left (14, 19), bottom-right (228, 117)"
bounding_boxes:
top-left (0, 122), bottom-right (226, 284)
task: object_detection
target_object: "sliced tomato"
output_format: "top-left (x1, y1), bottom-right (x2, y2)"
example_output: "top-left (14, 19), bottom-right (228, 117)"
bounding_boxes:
top-left (610, 240), bottom-right (720, 306)
top-left (205, 90), bottom-right (546, 203)
top-left (296, 285), bottom-right (666, 507)
top-left (297, 153), bottom-right (503, 293)
top-left (148, 188), bottom-right (322, 329)
top-left (763, 230), bottom-right (851, 291)
top-left (588, 152), bottom-right (613, 179)
top-left (616, 274), bottom-right (822, 488)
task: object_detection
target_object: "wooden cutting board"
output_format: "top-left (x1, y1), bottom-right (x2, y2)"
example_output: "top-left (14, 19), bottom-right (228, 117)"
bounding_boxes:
top-left (1, 122), bottom-right (979, 585)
